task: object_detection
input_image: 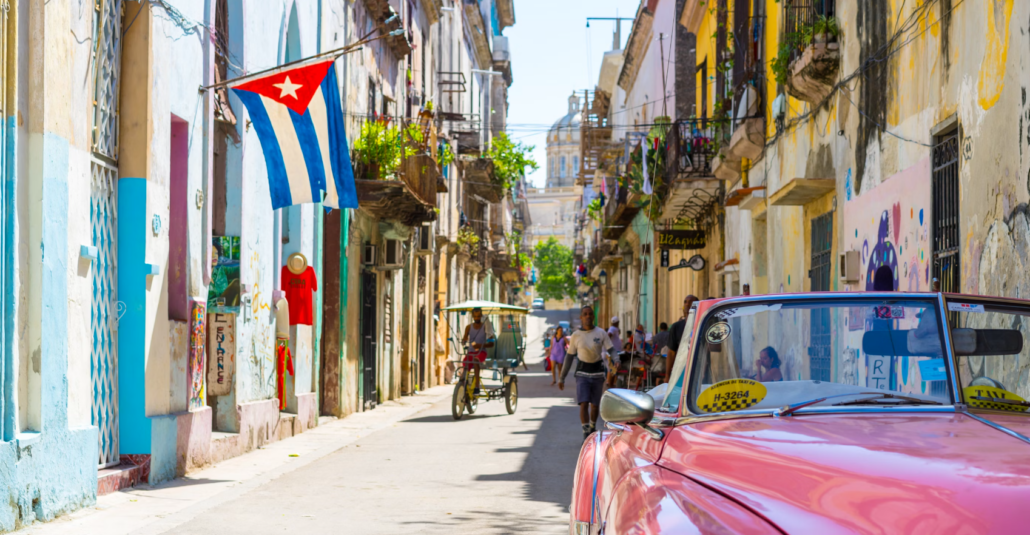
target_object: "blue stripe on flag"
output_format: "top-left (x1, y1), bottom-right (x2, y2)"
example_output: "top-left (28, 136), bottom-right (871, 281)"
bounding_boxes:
top-left (289, 108), bottom-right (327, 204)
top-left (233, 89), bottom-right (292, 208)
top-left (320, 67), bottom-right (358, 209)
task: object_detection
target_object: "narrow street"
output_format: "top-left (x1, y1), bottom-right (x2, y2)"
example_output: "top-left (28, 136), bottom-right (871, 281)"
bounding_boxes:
top-left (18, 309), bottom-right (581, 535)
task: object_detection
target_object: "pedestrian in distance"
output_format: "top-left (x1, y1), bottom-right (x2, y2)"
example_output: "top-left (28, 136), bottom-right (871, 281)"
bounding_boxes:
top-left (607, 317), bottom-right (623, 353)
top-left (559, 305), bottom-right (619, 440)
top-left (652, 322), bottom-right (670, 357)
top-left (665, 295), bottom-right (699, 384)
top-left (549, 325), bottom-right (568, 386)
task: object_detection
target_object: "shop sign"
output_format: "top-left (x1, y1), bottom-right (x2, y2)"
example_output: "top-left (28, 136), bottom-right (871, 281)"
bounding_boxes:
top-left (658, 230), bottom-right (706, 250)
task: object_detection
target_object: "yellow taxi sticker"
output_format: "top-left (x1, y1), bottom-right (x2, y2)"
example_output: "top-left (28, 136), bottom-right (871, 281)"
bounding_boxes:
top-left (697, 378), bottom-right (768, 413)
top-left (963, 385), bottom-right (1029, 412)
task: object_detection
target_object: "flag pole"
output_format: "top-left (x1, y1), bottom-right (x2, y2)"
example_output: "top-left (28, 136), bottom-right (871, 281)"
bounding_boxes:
top-left (201, 28), bottom-right (405, 92)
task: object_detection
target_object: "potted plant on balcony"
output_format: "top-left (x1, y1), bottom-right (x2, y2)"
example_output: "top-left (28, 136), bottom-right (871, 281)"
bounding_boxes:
top-left (456, 226), bottom-right (480, 256)
top-left (353, 118), bottom-right (402, 180)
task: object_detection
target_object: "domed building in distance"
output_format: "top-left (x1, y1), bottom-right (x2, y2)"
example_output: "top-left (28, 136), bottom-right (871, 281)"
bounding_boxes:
top-left (545, 93), bottom-right (582, 188)
top-left (527, 92), bottom-right (583, 254)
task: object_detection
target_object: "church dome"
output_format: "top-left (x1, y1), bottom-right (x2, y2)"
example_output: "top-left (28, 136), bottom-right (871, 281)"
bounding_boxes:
top-left (548, 93), bottom-right (582, 144)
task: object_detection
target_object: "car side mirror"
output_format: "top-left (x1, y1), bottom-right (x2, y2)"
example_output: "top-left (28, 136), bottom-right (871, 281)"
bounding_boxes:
top-left (601, 389), bottom-right (664, 440)
top-left (601, 388), bottom-right (655, 425)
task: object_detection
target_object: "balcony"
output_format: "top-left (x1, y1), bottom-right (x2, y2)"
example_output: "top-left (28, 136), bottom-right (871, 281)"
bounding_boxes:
top-left (666, 118), bottom-right (721, 179)
top-left (602, 185), bottom-right (640, 240)
top-left (461, 156), bottom-right (503, 203)
top-left (361, 1), bottom-right (411, 58)
top-left (727, 16), bottom-right (767, 163)
top-left (783, 0), bottom-right (839, 103)
top-left (355, 123), bottom-right (439, 225)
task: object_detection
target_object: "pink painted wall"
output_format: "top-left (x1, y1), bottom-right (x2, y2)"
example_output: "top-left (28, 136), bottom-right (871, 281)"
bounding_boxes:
top-left (169, 115), bottom-right (190, 320)
top-left (843, 157), bottom-right (932, 292)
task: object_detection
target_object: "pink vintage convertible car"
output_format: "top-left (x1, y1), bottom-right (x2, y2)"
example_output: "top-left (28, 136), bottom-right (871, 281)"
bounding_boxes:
top-left (569, 292), bottom-right (1030, 534)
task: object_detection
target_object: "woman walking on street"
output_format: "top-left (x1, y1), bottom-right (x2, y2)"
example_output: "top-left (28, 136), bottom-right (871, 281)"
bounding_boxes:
top-left (549, 325), bottom-right (567, 385)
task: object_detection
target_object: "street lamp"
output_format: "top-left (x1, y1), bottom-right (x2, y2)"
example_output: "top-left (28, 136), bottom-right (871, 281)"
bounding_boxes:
top-left (599, 269), bottom-right (608, 286)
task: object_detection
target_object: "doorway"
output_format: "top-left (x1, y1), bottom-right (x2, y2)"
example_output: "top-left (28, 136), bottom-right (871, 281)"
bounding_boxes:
top-left (360, 271), bottom-right (378, 409)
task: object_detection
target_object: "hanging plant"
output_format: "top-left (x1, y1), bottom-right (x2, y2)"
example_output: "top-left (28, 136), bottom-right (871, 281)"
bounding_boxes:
top-left (456, 226), bottom-right (480, 255)
top-left (353, 118), bottom-right (402, 179)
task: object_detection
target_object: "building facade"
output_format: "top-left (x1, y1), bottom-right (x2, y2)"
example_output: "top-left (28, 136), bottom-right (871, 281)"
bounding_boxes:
top-left (0, 0), bottom-right (520, 531)
top-left (579, 0), bottom-right (1030, 390)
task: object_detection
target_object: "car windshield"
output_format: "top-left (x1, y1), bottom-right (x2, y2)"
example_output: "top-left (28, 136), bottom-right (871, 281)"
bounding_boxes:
top-left (686, 297), bottom-right (953, 415)
top-left (946, 298), bottom-right (1030, 412)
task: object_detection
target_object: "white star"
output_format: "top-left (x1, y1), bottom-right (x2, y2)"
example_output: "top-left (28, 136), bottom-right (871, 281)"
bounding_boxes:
top-left (273, 76), bottom-right (302, 99)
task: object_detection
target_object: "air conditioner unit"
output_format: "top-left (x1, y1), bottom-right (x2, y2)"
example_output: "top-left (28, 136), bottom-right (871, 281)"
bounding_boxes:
top-left (415, 227), bottom-right (434, 255)
top-left (839, 250), bottom-right (860, 283)
top-left (362, 244), bottom-right (377, 266)
top-left (382, 239), bottom-right (403, 268)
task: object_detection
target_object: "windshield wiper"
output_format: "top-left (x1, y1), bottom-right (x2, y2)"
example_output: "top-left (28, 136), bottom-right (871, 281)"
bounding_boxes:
top-left (834, 393), bottom-right (942, 407)
top-left (777, 392), bottom-right (941, 417)
top-left (777, 393), bottom-right (879, 417)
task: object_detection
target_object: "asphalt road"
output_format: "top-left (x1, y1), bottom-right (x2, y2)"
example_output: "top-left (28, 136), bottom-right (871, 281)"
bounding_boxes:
top-left (165, 307), bottom-right (583, 535)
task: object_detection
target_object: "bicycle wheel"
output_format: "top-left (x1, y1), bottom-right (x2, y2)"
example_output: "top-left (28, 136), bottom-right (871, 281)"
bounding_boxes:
top-left (504, 377), bottom-right (518, 415)
top-left (451, 379), bottom-right (466, 420)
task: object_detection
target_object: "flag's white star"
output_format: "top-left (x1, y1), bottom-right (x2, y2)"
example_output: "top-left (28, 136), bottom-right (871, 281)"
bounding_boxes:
top-left (274, 76), bottom-right (302, 99)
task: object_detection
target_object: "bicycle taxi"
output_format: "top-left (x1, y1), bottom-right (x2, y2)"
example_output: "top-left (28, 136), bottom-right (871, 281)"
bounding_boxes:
top-left (441, 300), bottom-right (527, 420)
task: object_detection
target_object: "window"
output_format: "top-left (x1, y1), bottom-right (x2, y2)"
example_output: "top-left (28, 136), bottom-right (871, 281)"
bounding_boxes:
top-left (572, 156), bottom-right (579, 177)
top-left (932, 128), bottom-right (960, 296)
top-left (661, 305), bottom-right (697, 413)
top-left (947, 298), bottom-right (1030, 403)
top-left (168, 115), bottom-right (189, 321)
top-left (560, 156), bottom-right (566, 178)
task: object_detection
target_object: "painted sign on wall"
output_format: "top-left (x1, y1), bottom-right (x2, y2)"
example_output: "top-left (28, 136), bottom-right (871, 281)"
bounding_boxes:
top-left (207, 312), bottom-right (236, 396)
top-left (657, 230), bottom-right (706, 250)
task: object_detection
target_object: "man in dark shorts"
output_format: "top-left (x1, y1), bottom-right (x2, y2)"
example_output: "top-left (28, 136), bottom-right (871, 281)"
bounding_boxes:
top-left (559, 305), bottom-right (617, 439)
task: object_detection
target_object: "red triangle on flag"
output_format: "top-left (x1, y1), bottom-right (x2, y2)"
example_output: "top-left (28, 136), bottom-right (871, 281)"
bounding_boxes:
top-left (232, 60), bottom-right (334, 115)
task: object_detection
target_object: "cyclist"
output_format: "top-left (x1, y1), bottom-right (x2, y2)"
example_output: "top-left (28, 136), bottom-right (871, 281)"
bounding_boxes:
top-left (461, 307), bottom-right (495, 394)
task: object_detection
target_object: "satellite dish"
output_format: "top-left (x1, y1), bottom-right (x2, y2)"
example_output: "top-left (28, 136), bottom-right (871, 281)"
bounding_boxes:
top-left (669, 254), bottom-right (706, 272)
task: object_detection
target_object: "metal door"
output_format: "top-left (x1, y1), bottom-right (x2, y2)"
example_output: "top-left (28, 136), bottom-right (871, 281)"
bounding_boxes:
top-left (91, 161), bottom-right (119, 467)
top-left (360, 271), bottom-right (377, 409)
top-left (808, 211), bottom-right (833, 382)
top-left (90, 0), bottom-right (123, 469)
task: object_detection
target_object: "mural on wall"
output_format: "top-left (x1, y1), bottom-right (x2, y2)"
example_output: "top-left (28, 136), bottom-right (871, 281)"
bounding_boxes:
top-left (188, 300), bottom-right (206, 410)
top-left (207, 312), bottom-right (237, 396)
top-left (844, 157), bottom-right (932, 294)
top-left (209, 236), bottom-right (241, 309)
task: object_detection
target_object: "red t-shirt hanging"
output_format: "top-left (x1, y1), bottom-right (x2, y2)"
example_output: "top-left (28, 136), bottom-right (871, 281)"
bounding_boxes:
top-left (281, 266), bottom-right (318, 325)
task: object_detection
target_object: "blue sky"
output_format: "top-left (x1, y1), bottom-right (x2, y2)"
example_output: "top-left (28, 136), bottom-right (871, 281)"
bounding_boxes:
top-left (504, 0), bottom-right (642, 187)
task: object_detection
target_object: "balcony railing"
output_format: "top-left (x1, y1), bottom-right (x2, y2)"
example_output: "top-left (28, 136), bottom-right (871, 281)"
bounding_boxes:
top-left (666, 118), bottom-right (723, 180)
top-left (783, 0), bottom-right (835, 64)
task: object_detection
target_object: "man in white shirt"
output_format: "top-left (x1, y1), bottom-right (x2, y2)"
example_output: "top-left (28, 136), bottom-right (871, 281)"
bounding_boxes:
top-left (606, 316), bottom-right (622, 352)
top-left (560, 305), bottom-right (618, 439)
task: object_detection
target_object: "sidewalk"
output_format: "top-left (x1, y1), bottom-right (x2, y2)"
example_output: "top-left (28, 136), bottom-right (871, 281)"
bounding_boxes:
top-left (15, 386), bottom-right (454, 535)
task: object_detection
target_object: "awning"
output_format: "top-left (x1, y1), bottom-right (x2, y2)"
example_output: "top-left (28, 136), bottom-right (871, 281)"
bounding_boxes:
top-left (441, 300), bottom-right (529, 315)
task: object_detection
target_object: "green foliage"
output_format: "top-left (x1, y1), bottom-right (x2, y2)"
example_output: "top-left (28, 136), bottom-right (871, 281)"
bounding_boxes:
top-left (771, 17), bottom-right (842, 86)
top-left (438, 141), bottom-right (455, 168)
top-left (488, 132), bottom-right (539, 191)
top-left (533, 237), bottom-right (576, 302)
top-left (587, 198), bottom-right (602, 222)
top-left (456, 226), bottom-right (480, 255)
top-left (353, 119), bottom-right (402, 178)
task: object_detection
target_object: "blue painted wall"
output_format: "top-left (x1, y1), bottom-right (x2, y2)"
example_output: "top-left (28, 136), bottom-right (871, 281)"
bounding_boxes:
top-left (117, 178), bottom-right (151, 454)
top-left (0, 132), bottom-right (97, 531)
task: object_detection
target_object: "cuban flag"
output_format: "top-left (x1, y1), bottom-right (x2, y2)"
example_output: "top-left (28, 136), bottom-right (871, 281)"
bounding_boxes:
top-left (230, 60), bottom-right (357, 209)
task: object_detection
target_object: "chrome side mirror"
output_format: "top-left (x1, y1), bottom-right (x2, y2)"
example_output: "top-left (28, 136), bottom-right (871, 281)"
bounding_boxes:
top-left (601, 389), bottom-right (663, 440)
top-left (601, 388), bottom-right (655, 425)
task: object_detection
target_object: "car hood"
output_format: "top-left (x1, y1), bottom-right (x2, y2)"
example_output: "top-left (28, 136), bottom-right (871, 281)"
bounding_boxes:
top-left (658, 412), bottom-right (1030, 534)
